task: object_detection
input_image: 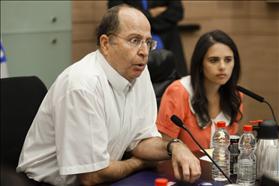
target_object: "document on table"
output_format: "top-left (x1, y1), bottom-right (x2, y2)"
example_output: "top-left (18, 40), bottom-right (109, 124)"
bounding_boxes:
top-left (200, 149), bottom-right (213, 162)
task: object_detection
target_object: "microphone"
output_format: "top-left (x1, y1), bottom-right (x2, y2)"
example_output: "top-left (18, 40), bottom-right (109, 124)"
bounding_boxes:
top-left (170, 115), bottom-right (232, 184)
top-left (236, 85), bottom-right (277, 123)
top-left (236, 85), bottom-right (264, 102)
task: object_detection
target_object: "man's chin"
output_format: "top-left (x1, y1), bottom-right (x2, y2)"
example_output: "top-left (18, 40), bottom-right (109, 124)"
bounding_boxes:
top-left (128, 73), bottom-right (143, 82)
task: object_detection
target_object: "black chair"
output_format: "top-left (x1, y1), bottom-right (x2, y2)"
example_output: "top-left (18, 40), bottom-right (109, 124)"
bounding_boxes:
top-left (147, 49), bottom-right (180, 109)
top-left (1, 76), bottom-right (47, 185)
top-left (260, 175), bottom-right (279, 186)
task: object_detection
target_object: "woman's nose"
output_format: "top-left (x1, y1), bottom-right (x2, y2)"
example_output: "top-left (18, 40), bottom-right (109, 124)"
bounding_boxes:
top-left (219, 61), bottom-right (226, 69)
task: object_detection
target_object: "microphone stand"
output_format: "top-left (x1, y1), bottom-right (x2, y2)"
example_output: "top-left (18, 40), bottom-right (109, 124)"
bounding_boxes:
top-left (237, 85), bottom-right (277, 123)
top-left (264, 100), bottom-right (277, 123)
top-left (171, 115), bottom-right (232, 183)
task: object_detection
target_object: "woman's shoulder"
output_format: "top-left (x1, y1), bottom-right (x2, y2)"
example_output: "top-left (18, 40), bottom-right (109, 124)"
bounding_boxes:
top-left (161, 76), bottom-right (192, 103)
top-left (166, 78), bottom-right (189, 95)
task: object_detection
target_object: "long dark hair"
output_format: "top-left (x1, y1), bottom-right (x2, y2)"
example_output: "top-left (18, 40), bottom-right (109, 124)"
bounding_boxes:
top-left (190, 30), bottom-right (242, 128)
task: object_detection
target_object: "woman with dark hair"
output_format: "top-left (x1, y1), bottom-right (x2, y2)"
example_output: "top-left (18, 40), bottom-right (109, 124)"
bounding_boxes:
top-left (156, 30), bottom-right (243, 151)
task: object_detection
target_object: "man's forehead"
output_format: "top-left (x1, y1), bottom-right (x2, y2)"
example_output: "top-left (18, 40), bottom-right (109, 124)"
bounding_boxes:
top-left (117, 7), bottom-right (151, 36)
top-left (119, 6), bottom-right (143, 17)
top-left (118, 7), bottom-right (149, 25)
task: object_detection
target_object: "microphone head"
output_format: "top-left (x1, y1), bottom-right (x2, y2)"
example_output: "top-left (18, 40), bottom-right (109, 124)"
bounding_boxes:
top-left (236, 85), bottom-right (264, 102)
top-left (170, 115), bottom-right (184, 127)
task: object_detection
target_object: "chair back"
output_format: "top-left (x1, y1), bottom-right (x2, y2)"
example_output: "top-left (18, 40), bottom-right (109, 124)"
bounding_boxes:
top-left (1, 76), bottom-right (47, 168)
top-left (147, 49), bottom-right (179, 108)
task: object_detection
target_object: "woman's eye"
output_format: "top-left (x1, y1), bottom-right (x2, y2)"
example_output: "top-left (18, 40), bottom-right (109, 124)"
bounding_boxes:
top-left (209, 57), bottom-right (219, 63)
top-left (225, 57), bottom-right (233, 63)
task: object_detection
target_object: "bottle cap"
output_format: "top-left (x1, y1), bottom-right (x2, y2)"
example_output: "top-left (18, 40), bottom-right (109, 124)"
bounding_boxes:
top-left (155, 178), bottom-right (168, 186)
top-left (216, 121), bottom-right (226, 128)
top-left (257, 120), bottom-right (278, 139)
top-left (243, 125), bottom-right (253, 132)
top-left (249, 120), bottom-right (263, 125)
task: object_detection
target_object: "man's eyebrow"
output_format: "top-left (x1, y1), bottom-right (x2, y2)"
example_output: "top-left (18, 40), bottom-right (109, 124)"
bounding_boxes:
top-left (127, 34), bottom-right (141, 38)
top-left (127, 33), bottom-right (152, 39)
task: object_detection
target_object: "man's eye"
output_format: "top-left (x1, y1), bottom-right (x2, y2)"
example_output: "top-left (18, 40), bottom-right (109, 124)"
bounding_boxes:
top-left (130, 38), bottom-right (141, 45)
top-left (146, 40), bottom-right (152, 47)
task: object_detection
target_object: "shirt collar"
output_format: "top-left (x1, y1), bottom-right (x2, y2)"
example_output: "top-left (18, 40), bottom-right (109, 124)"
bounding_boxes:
top-left (96, 50), bottom-right (133, 94)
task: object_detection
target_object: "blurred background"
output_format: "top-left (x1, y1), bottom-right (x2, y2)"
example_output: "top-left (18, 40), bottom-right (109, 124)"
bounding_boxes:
top-left (1, 0), bottom-right (278, 129)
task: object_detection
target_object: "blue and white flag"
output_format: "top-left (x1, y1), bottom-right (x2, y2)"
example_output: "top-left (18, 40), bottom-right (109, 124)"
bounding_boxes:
top-left (0, 41), bottom-right (9, 78)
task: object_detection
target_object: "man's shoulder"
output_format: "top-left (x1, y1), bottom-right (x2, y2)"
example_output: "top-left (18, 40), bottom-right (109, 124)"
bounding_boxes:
top-left (55, 51), bottom-right (106, 92)
top-left (72, 51), bottom-right (104, 77)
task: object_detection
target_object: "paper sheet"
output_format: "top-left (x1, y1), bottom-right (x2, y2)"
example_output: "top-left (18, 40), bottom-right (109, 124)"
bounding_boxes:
top-left (200, 148), bottom-right (213, 162)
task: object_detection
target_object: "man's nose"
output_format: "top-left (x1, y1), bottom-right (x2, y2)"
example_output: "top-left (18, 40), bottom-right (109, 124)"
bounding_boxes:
top-left (138, 41), bottom-right (149, 56)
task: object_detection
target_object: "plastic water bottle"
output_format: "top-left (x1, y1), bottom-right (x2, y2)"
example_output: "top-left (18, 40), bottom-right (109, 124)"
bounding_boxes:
top-left (237, 125), bottom-right (256, 186)
top-left (212, 121), bottom-right (230, 182)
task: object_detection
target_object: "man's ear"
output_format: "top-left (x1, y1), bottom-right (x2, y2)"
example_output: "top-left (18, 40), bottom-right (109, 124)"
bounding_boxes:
top-left (100, 34), bottom-right (110, 56)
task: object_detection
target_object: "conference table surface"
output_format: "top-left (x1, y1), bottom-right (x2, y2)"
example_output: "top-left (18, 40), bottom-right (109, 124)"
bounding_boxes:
top-left (106, 151), bottom-right (240, 186)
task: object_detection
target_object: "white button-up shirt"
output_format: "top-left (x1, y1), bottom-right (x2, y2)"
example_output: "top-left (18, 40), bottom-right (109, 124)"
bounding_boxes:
top-left (17, 50), bottom-right (161, 186)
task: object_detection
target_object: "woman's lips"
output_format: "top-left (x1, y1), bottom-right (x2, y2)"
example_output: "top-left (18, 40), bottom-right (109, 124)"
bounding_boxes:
top-left (216, 74), bottom-right (227, 78)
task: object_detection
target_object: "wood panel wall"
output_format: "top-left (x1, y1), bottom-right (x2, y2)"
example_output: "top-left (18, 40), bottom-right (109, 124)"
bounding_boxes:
top-left (72, 0), bottom-right (106, 62)
top-left (72, 1), bottom-right (279, 128)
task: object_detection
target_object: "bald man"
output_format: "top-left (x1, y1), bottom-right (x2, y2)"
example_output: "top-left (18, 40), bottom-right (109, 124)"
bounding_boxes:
top-left (17, 5), bottom-right (201, 186)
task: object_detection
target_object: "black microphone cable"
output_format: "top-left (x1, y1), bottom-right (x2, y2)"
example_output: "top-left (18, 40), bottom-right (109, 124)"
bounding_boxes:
top-left (236, 85), bottom-right (277, 123)
top-left (263, 100), bottom-right (277, 123)
top-left (170, 115), bottom-right (233, 184)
